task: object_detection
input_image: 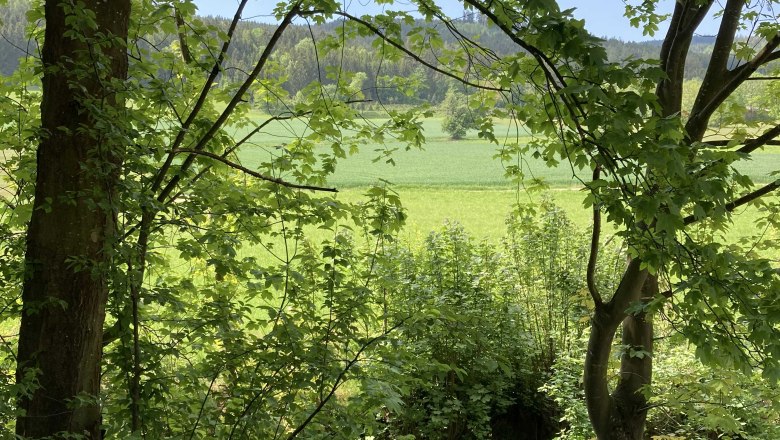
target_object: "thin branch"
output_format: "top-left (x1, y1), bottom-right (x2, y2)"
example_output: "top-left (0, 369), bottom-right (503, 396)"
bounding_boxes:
top-left (174, 4), bottom-right (193, 64)
top-left (745, 75), bottom-right (780, 80)
top-left (171, 149), bottom-right (338, 192)
top-left (156, 2), bottom-right (302, 204)
top-left (149, 0), bottom-right (250, 195)
top-left (683, 180), bottom-right (780, 225)
top-left (732, 46), bottom-right (780, 78)
top-left (331, 10), bottom-right (505, 92)
top-left (705, 140), bottom-right (780, 147)
top-left (188, 368), bottom-right (222, 440)
top-left (737, 123), bottom-right (780, 154)
top-left (129, 257), bottom-right (143, 433)
top-left (163, 110), bottom-right (310, 204)
top-left (285, 322), bottom-right (405, 440)
top-left (587, 166), bottom-right (603, 305)
top-left (460, 0), bottom-right (608, 160)
top-left (700, 123), bottom-right (780, 152)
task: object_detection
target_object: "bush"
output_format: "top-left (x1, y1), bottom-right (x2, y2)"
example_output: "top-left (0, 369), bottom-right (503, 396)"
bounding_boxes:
top-left (440, 88), bottom-right (484, 140)
top-left (373, 204), bottom-right (604, 439)
top-left (376, 222), bottom-right (541, 439)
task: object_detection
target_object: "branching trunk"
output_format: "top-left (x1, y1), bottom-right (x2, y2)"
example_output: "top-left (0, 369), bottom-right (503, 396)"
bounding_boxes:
top-left (15, 1), bottom-right (130, 438)
top-left (656, 1), bottom-right (714, 116)
top-left (584, 259), bottom-right (651, 440)
top-left (582, 2), bottom-right (754, 437)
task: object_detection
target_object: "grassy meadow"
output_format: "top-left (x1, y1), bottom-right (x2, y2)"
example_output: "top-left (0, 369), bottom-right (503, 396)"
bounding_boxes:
top-left (225, 113), bottom-right (780, 244)
top-left (228, 114), bottom-right (584, 243)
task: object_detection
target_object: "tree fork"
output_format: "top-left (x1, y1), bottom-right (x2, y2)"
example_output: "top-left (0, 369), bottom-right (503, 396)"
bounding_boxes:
top-left (584, 259), bottom-right (651, 440)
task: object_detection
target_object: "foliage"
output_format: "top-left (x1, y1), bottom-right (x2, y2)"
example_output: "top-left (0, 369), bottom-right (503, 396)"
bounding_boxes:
top-left (645, 342), bottom-right (780, 439)
top-left (440, 88), bottom-right (486, 140)
top-left (539, 347), bottom-right (592, 440)
top-left (3, 0), bottom-right (780, 438)
top-left (373, 203), bottom-right (619, 439)
top-left (374, 222), bottom-right (537, 439)
top-left (504, 202), bottom-right (595, 368)
top-left (543, 335), bottom-right (780, 440)
top-left (0, 0), bottom-right (431, 437)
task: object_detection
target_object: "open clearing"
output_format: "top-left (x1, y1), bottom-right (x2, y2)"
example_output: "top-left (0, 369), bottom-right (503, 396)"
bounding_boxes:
top-left (230, 115), bottom-right (780, 242)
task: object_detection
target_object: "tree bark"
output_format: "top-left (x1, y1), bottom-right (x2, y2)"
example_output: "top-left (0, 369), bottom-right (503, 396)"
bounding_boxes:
top-left (15, 1), bottom-right (130, 438)
top-left (584, 259), bottom-right (653, 440)
top-left (655, 0), bottom-right (714, 117)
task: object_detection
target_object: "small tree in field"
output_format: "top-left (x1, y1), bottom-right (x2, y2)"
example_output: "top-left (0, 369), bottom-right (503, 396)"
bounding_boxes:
top-left (441, 88), bottom-right (481, 139)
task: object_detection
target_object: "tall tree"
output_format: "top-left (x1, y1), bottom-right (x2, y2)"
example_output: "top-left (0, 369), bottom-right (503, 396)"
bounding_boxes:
top-left (346, 0), bottom-right (780, 438)
top-left (14, 0), bottom-right (130, 438)
top-left (455, 1), bottom-right (780, 438)
top-left (5, 0), bottom-right (429, 437)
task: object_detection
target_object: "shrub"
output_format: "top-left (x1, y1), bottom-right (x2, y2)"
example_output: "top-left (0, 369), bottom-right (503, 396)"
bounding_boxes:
top-left (440, 88), bottom-right (484, 140)
top-left (376, 222), bottom-right (539, 439)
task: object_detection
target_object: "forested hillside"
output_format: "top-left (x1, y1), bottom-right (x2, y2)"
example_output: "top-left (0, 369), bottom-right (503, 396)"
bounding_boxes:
top-left (0, 0), bottom-right (717, 106)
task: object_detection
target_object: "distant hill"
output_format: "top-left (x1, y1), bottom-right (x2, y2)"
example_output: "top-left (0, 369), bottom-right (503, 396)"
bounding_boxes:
top-left (0, 0), bottom-right (726, 104)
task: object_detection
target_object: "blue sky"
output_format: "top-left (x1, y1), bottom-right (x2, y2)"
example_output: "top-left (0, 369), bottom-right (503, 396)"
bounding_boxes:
top-left (191, 0), bottom-right (722, 42)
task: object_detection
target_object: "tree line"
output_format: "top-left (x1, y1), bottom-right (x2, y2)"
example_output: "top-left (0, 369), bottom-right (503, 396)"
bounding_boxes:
top-left (0, 0), bottom-right (731, 107)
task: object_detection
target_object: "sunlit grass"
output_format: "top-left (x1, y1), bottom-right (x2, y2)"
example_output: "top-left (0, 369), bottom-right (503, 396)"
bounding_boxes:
top-left (227, 113), bottom-right (780, 248)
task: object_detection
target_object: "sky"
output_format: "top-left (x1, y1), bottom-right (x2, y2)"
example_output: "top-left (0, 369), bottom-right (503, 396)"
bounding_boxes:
top-left (191, 0), bottom-right (723, 42)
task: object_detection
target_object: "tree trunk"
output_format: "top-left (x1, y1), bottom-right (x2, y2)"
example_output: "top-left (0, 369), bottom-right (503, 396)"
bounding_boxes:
top-left (611, 275), bottom-right (656, 439)
top-left (15, 1), bottom-right (130, 438)
top-left (584, 260), bottom-right (655, 440)
top-left (583, 3), bottom-right (720, 437)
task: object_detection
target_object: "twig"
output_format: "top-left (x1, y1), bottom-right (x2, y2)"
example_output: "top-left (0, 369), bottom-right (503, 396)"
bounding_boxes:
top-left (683, 180), bottom-right (780, 225)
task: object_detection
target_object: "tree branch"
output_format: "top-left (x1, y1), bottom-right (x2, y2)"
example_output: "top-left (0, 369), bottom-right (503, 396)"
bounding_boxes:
top-left (656, 0), bottom-right (714, 116)
top-left (163, 111), bottom-right (311, 204)
top-left (700, 0), bottom-right (742, 82)
top-left (460, 0), bottom-right (604, 154)
top-left (737, 123), bottom-right (780, 154)
top-left (156, 2), bottom-right (301, 204)
top-left (700, 123), bottom-right (780, 152)
top-left (331, 10), bottom-right (505, 92)
top-left (705, 140), bottom-right (780, 148)
top-left (731, 44), bottom-right (780, 78)
top-left (745, 75), bottom-right (780, 81)
top-left (285, 321), bottom-right (406, 440)
top-left (683, 180), bottom-right (780, 225)
top-left (174, 4), bottom-right (193, 64)
top-left (150, 0), bottom-right (250, 195)
top-left (687, 31), bottom-right (780, 139)
top-left (587, 166), bottom-right (603, 305)
top-left (171, 149), bottom-right (337, 192)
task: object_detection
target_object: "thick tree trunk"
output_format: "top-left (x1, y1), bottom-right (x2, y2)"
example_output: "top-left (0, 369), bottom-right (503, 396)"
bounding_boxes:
top-left (15, 1), bottom-right (130, 438)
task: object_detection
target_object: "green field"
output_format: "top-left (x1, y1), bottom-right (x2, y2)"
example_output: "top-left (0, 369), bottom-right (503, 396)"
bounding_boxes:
top-left (228, 115), bottom-right (780, 243)
top-left (233, 115), bottom-right (571, 187)
top-left (229, 115), bottom-right (583, 241)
